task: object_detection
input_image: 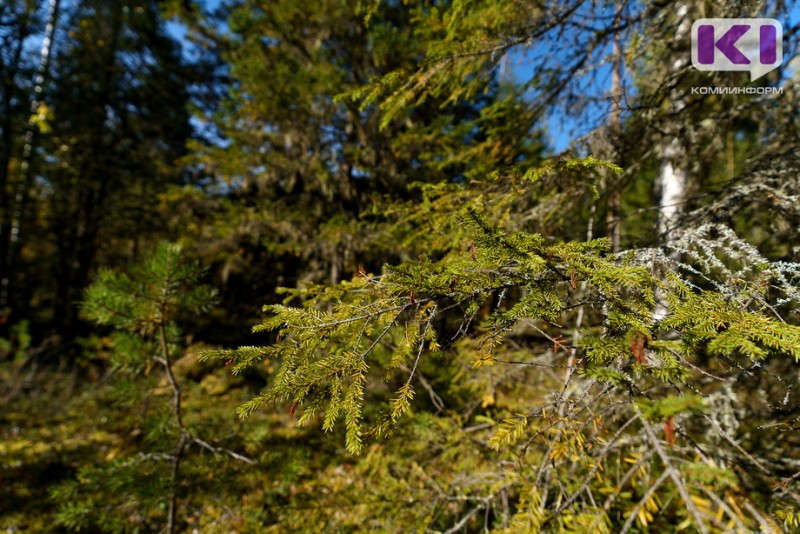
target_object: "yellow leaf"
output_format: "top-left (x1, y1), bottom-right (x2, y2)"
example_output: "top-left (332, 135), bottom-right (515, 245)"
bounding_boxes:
top-left (690, 495), bottom-right (712, 511)
top-left (636, 507), bottom-right (649, 527)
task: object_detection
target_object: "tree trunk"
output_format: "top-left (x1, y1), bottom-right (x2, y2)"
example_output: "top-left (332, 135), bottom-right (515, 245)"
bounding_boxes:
top-left (1, 0), bottom-right (61, 309)
top-left (656, 138), bottom-right (687, 243)
top-left (605, 0), bottom-right (623, 253)
top-left (653, 3), bottom-right (689, 321)
top-left (0, 6), bottom-right (33, 311)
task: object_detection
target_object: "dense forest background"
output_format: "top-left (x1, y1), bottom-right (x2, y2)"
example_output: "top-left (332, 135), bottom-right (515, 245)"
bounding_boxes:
top-left (2, 0), bottom-right (800, 532)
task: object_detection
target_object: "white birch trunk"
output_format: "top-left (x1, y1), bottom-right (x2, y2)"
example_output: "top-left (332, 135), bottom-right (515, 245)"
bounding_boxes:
top-left (1, 0), bottom-right (60, 307)
top-left (653, 3), bottom-right (689, 321)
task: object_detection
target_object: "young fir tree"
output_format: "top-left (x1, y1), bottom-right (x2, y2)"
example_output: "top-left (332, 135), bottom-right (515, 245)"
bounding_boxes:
top-left (52, 243), bottom-right (255, 533)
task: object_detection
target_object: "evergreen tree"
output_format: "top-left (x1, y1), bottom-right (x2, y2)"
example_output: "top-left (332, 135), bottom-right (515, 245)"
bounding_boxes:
top-left (53, 242), bottom-right (255, 532)
top-left (171, 0), bottom-right (546, 337)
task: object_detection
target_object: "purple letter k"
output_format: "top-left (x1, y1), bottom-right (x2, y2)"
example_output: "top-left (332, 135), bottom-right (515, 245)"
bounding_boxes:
top-left (697, 24), bottom-right (751, 65)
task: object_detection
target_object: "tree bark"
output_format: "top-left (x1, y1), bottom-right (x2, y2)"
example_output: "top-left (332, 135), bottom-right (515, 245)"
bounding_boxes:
top-left (605, 0), bottom-right (623, 253)
top-left (653, 3), bottom-right (690, 321)
top-left (0, 5), bottom-right (33, 310)
top-left (1, 0), bottom-right (60, 309)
